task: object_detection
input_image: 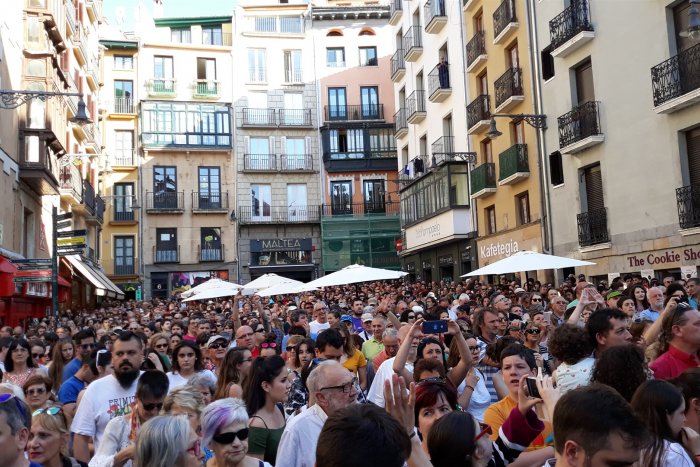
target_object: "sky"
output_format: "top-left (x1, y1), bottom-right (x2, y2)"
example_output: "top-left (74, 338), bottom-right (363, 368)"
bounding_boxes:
top-left (103, 0), bottom-right (236, 32)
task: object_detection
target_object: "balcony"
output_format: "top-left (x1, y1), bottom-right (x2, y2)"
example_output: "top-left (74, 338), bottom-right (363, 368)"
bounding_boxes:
top-left (428, 63), bottom-right (451, 103)
top-left (406, 90), bottom-right (426, 124)
top-left (466, 31), bottom-right (487, 73)
top-left (112, 97), bottom-right (135, 115)
top-left (550, 0), bottom-right (594, 58)
top-left (493, 0), bottom-right (518, 44)
top-left (279, 109), bottom-right (313, 127)
top-left (494, 67), bottom-right (524, 112)
top-left (467, 94), bottom-right (491, 134)
top-left (146, 191), bottom-right (185, 213)
top-left (192, 191), bottom-right (229, 213)
top-left (114, 263), bottom-right (135, 276)
top-left (498, 144), bottom-right (529, 185)
top-left (322, 124), bottom-right (397, 172)
top-left (431, 136), bottom-right (455, 165)
top-left (243, 154), bottom-right (277, 172)
top-left (200, 245), bottom-right (224, 262)
top-left (322, 202), bottom-right (400, 217)
top-left (395, 108), bottom-right (408, 138)
top-left (238, 205), bottom-right (321, 224)
top-left (242, 15), bottom-right (304, 36)
top-left (324, 104), bottom-right (384, 122)
top-left (66, 2), bottom-right (76, 34)
top-left (677, 185), bottom-right (700, 230)
top-left (390, 0), bottom-right (403, 26)
top-left (86, 195), bottom-right (104, 225)
top-left (82, 124), bottom-right (100, 154)
top-left (154, 246), bottom-right (180, 264)
top-left (577, 208), bottom-right (609, 247)
top-left (112, 150), bottom-right (136, 167)
top-left (18, 134), bottom-right (61, 196)
top-left (86, 65), bottom-right (99, 91)
top-left (72, 27), bottom-right (88, 65)
top-left (281, 154), bottom-right (314, 172)
top-left (147, 78), bottom-right (177, 98)
top-left (558, 101), bottom-right (604, 154)
top-left (59, 164), bottom-right (83, 205)
top-left (192, 80), bottom-right (221, 99)
top-left (81, 179), bottom-right (96, 215)
top-left (470, 162), bottom-right (497, 199)
top-left (403, 26), bottom-right (423, 62)
top-left (424, 0), bottom-right (447, 34)
top-left (112, 196), bottom-right (137, 223)
top-left (391, 49), bottom-right (406, 82)
top-left (651, 42), bottom-right (700, 114)
top-left (86, 0), bottom-right (102, 24)
top-left (241, 108), bottom-right (277, 127)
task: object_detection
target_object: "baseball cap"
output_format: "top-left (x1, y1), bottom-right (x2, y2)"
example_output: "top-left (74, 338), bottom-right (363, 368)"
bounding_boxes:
top-left (340, 315), bottom-right (353, 323)
top-left (363, 305), bottom-right (375, 314)
top-left (361, 313), bottom-right (374, 322)
top-left (514, 287), bottom-right (526, 294)
top-left (206, 335), bottom-right (228, 347)
top-left (606, 291), bottom-right (622, 300)
top-left (367, 297), bottom-right (378, 306)
top-left (427, 292), bottom-right (436, 299)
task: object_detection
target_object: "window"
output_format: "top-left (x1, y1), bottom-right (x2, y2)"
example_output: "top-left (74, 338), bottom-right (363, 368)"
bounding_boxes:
top-left (575, 59), bottom-right (594, 104)
top-left (114, 183), bottom-right (134, 221)
top-left (541, 45), bottom-right (554, 81)
top-left (285, 137), bottom-right (306, 169)
top-left (582, 164), bottom-right (604, 214)
top-left (155, 229), bottom-right (178, 262)
top-left (327, 47), bottom-right (345, 67)
top-left (287, 184), bottom-right (308, 221)
top-left (364, 180), bottom-right (385, 213)
top-left (251, 184), bottom-right (272, 220)
top-left (171, 27), bottom-right (191, 43)
top-left (549, 151), bottom-right (564, 186)
top-left (202, 25), bottom-right (223, 45)
top-left (511, 120), bottom-right (525, 145)
top-left (328, 129), bottom-right (364, 158)
top-left (153, 56), bottom-right (174, 93)
top-left (114, 55), bottom-right (133, 70)
top-left (153, 166), bottom-right (177, 209)
top-left (114, 236), bottom-right (135, 275)
top-left (328, 87), bottom-right (347, 119)
top-left (141, 102), bottom-right (231, 148)
top-left (506, 41), bottom-right (519, 68)
top-left (331, 181), bottom-right (352, 214)
top-left (327, 30), bottom-right (343, 36)
top-left (480, 138), bottom-right (493, 163)
top-left (359, 46), bottom-right (377, 66)
top-left (485, 206), bottom-right (496, 234)
top-left (25, 16), bottom-right (48, 51)
top-left (478, 72), bottom-right (488, 95)
top-left (198, 167), bottom-right (221, 209)
top-left (359, 28), bottom-right (375, 36)
top-left (247, 137), bottom-right (271, 170)
top-left (516, 192), bottom-right (530, 225)
top-left (283, 50), bottom-right (302, 83)
top-left (114, 131), bottom-right (134, 164)
top-left (686, 128), bottom-right (700, 187)
top-left (200, 228), bottom-right (222, 261)
top-left (360, 86), bottom-right (379, 118)
top-left (248, 48), bottom-right (266, 82)
top-left (197, 58), bottom-right (216, 80)
top-left (114, 80), bottom-right (133, 99)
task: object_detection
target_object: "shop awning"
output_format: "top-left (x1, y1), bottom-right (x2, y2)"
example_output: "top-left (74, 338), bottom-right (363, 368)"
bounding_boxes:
top-left (65, 255), bottom-right (125, 299)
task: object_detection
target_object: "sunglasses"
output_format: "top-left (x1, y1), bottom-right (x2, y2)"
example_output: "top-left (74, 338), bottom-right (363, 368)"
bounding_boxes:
top-left (32, 353), bottom-right (43, 359)
top-left (213, 428), bottom-right (249, 444)
top-left (81, 343), bottom-right (96, 350)
top-left (155, 343), bottom-right (169, 350)
top-left (286, 346), bottom-right (295, 352)
top-left (141, 402), bottom-right (164, 411)
top-left (32, 406), bottom-right (62, 417)
top-left (473, 422), bottom-right (493, 443)
top-left (209, 342), bottom-right (228, 350)
top-left (526, 328), bottom-right (541, 335)
top-left (26, 388), bottom-right (46, 396)
top-left (261, 342), bottom-right (278, 349)
top-left (531, 298), bottom-right (543, 302)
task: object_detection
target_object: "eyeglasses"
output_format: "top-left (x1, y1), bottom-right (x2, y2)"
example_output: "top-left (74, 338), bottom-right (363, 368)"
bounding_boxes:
top-left (208, 342), bottom-right (228, 350)
top-left (237, 332), bottom-right (254, 339)
top-left (286, 346), bottom-right (295, 352)
top-left (531, 298), bottom-right (543, 302)
top-left (141, 401), bottom-right (164, 411)
top-left (319, 376), bottom-right (358, 393)
top-left (496, 317), bottom-right (506, 322)
top-left (186, 439), bottom-right (201, 457)
top-left (468, 345), bottom-right (480, 352)
top-left (213, 428), bottom-right (250, 444)
top-left (32, 406), bottom-right (62, 417)
top-left (525, 328), bottom-right (541, 335)
top-left (473, 422), bottom-right (492, 443)
top-left (31, 353), bottom-right (43, 359)
top-left (81, 343), bottom-right (96, 350)
top-left (155, 343), bottom-right (169, 350)
top-left (261, 342), bottom-right (278, 349)
top-left (26, 388), bottom-right (47, 396)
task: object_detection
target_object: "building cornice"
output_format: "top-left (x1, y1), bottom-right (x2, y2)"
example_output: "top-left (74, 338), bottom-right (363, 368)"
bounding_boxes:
top-left (311, 6), bottom-right (390, 20)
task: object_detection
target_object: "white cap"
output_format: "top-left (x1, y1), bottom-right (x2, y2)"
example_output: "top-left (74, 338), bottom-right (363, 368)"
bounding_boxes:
top-left (412, 305), bottom-right (424, 313)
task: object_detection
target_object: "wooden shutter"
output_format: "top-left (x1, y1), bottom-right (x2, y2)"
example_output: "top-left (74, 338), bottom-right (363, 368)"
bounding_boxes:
top-left (687, 128), bottom-right (700, 187)
top-left (575, 60), bottom-right (595, 104)
top-left (584, 164), bottom-right (604, 212)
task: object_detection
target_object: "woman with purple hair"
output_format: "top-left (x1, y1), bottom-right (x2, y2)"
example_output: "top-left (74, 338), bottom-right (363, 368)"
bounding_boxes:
top-left (200, 398), bottom-right (272, 467)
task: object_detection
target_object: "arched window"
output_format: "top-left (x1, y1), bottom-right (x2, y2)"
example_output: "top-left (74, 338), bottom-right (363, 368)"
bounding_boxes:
top-left (359, 28), bottom-right (375, 36)
top-left (327, 30), bottom-right (343, 36)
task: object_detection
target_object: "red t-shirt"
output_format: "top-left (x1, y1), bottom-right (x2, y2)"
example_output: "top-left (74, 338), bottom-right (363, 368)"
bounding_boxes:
top-left (650, 345), bottom-right (699, 380)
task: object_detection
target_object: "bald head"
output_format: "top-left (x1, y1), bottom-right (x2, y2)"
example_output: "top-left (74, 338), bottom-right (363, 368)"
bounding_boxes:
top-left (235, 325), bottom-right (254, 349)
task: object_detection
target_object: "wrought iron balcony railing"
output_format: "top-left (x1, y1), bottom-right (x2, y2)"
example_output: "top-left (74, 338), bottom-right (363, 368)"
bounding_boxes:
top-left (94, 195), bottom-right (104, 222)
top-left (281, 154), bottom-right (313, 171)
top-left (154, 245), bottom-right (180, 263)
top-left (244, 154), bottom-right (277, 171)
top-left (493, 0), bottom-right (517, 39)
top-left (146, 191), bottom-right (185, 211)
top-left (577, 207), bottom-right (609, 247)
top-left (192, 191), bottom-right (229, 211)
top-left (557, 101), bottom-right (602, 148)
top-left (466, 31), bottom-right (486, 68)
top-left (402, 26), bottom-right (422, 57)
top-left (406, 90), bottom-right (426, 119)
top-left (431, 136), bottom-right (455, 158)
top-left (241, 108), bottom-right (277, 126)
top-left (424, 0), bottom-right (446, 27)
top-left (651, 42), bottom-right (700, 107)
top-left (467, 94), bottom-right (491, 129)
top-left (325, 104), bottom-right (384, 121)
top-left (60, 164), bottom-right (83, 203)
top-left (428, 63), bottom-right (450, 97)
top-left (471, 162), bottom-right (496, 194)
top-left (391, 49), bottom-right (405, 78)
top-left (147, 78), bottom-right (177, 96)
top-left (114, 263), bottom-right (135, 276)
top-left (200, 245), bottom-right (224, 262)
top-left (322, 202), bottom-right (400, 217)
top-left (395, 108), bottom-right (408, 134)
top-left (83, 179), bottom-right (96, 214)
top-left (113, 195), bottom-right (136, 221)
top-left (498, 144), bottom-right (529, 180)
top-left (238, 205), bottom-right (321, 224)
top-left (677, 184), bottom-right (700, 230)
top-left (279, 108), bottom-right (312, 126)
top-left (549, 0), bottom-right (593, 51)
top-left (494, 67), bottom-right (523, 109)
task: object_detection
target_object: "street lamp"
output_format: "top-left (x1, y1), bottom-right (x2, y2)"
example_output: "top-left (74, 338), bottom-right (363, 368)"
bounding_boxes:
top-left (486, 113), bottom-right (548, 140)
top-left (0, 89), bottom-right (92, 125)
top-left (681, 0), bottom-right (700, 40)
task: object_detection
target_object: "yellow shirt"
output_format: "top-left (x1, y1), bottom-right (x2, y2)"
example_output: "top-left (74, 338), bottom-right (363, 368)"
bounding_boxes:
top-left (342, 350), bottom-right (367, 374)
top-left (483, 395), bottom-right (553, 451)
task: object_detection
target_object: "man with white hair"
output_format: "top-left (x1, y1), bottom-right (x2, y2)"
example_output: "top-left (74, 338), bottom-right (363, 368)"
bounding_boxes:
top-left (275, 360), bottom-right (358, 467)
top-left (640, 287), bottom-right (664, 322)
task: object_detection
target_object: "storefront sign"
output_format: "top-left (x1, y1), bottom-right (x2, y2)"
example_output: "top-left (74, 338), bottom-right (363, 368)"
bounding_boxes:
top-left (438, 254), bottom-right (454, 266)
top-left (461, 249), bottom-right (472, 262)
top-left (625, 246), bottom-right (700, 268)
top-left (404, 209), bottom-right (471, 251)
top-left (405, 262), bottom-right (416, 272)
top-left (476, 223), bottom-right (542, 265)
top-left (422, 260), bottom-right (432, 270)
top-left (250, 238), bottom-right (312, 252)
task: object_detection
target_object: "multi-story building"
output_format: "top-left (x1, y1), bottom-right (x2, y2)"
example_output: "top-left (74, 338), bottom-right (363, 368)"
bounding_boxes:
top-left (391, 0), bottom-right (475, 282)
top-left (311, 2), bottom-right (401, 273)
top-left (533, 0), bottom-right (700, 281)
top-left (139, 16), bottom-right (236, 299)
top-left (464, 0), bottom-right (548, 283)
top-left (99, 32), bottom-right (141, 300)
top-left (233, 2), bottom-right (322, 282)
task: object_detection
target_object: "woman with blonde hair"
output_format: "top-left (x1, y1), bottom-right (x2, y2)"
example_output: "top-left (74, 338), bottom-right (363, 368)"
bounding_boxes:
top-left (148, 333), bottom-right (172, 371)
top-left (27, 405), bottom-right (88, 467)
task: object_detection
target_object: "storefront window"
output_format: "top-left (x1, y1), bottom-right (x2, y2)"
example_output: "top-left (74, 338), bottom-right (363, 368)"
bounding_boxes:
top-left (251, 249), bottom-right (312, 266)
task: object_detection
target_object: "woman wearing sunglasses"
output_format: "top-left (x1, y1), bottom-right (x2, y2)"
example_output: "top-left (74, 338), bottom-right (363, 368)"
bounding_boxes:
top-left (201, 398), bottom-right (273, 467)
top-left (22, 374), bottom-right (53, 412)
top-left (134, 415), bottom-right (203, 467)
top-left (28, 405), bottom-right (88, 467)
top-left (521, 322), bottom-right (552, 376)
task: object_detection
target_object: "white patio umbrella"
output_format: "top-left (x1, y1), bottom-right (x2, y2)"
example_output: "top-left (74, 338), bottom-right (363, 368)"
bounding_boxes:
top-left (244, 273), bottom-right (298, 291)
top-left (182, 286), bottom-right (242, 302)
top-left (180, 278), bottom-right (243, 298)
top-left (305, 264), bottom-right (407, 288)
top-left (256, 279), bottom-right (318, 297)
top-left (462, 250), bottom-right (596, 277)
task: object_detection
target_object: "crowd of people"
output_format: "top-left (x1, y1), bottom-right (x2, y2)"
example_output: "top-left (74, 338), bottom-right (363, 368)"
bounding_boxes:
top-left (1, 272), bottom-right (700, 467)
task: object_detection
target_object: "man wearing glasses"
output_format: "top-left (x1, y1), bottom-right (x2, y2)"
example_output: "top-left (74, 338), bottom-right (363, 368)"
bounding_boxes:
top-left (276, 360), bottom-right (358, 467)
top-left (309, 302), bottom-right (331, 335)
top-left (62, 329), bottom-right (96, 384)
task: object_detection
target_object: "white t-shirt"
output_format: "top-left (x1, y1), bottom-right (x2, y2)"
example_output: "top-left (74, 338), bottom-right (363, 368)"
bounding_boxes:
top-left (70, 373), bottom-right (141, 449)
top-left (367, 357), bottom-right (413, 408)
top-left (457, 368), bottom-right (491, 422)
top-left (166, 370), bottom-right (216, 392)
top-left (309, 320), bottom-right (330, 335)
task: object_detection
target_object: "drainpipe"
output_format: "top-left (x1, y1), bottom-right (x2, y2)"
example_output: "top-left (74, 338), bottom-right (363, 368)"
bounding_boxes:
top-left (526, 0), bottom-right (553, 255)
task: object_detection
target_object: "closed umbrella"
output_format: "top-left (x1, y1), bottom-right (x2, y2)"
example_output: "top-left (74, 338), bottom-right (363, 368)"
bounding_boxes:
top-left (462, 250), bottom-right (596, 277)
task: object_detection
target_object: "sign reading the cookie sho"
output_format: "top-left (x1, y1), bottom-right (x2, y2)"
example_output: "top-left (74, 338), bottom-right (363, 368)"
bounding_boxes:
top-left (476, 224), bottom-right (543, 266)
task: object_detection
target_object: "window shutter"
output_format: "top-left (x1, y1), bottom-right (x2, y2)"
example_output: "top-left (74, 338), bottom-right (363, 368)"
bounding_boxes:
top-left (687, 128), bottom-right (700, 187)
top-left (584, 164), bottom-right (604, 212)
top-left (269, 136), bottom-right (275, 155)
top-left (305, 136), bottom-right (312, 155)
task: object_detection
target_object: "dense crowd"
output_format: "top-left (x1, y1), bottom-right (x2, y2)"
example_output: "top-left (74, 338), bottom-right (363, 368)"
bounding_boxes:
top-left (1, 273), bottom-right (700, 467)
